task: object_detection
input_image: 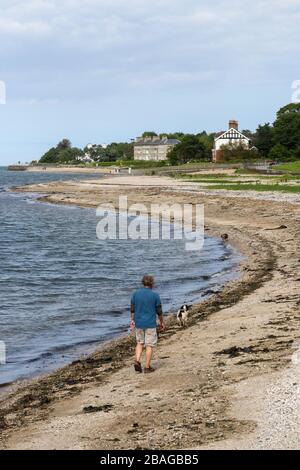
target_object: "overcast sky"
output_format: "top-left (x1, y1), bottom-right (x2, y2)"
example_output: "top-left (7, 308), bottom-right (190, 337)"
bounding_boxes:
top-left (0, 0), bottom-right (299, 164)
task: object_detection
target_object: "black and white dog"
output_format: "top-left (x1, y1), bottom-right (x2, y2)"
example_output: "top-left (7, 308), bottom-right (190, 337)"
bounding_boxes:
top-left (177, 304), bottom-right (192, 327)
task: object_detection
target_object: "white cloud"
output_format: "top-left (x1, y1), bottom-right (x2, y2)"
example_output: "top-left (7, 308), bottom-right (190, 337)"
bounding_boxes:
top-left (0, 0), bottom-right (299, 164)
top-left (0, 0), bottom-right (300, 102)
top-left (130, 70), bottom-right (218, 89)
top-left (0, 18), bottom-right (50, 35)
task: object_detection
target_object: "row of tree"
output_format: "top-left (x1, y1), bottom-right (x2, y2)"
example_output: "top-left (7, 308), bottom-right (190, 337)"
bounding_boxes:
top-left (39, 139), bottom-right (134, 164)
top-left (38, 102), bottom-right (300, 165)
top-left (145, 103), bottom-right (300, 164)
top-left (38, 139), bottom-right (84, 164)
top-left (253, 103), bottom-right (300, 161)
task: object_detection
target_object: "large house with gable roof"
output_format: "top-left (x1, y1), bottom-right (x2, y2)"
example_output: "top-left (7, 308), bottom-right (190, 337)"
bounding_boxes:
top-left (212, 120), bottom-right (251, 162)
top-left (134, 136), bottom-right (180, 161)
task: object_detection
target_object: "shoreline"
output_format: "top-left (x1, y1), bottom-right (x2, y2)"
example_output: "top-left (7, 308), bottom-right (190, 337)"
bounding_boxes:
top-left (1, 175), bottom-right (299, 449)
top-left (0, 239), bottom-right (242, 395)
top-left (1, 182), bottom-right (241, 391)
top-left (0, 183), bottom-right (243, 392)
top-left (7, 165), bottom-right (115, 174)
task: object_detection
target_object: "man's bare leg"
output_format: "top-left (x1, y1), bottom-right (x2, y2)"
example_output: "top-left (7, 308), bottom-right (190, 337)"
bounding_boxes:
top-left (145, 346), bottom-right (154, 369)
top-left (136, 343), bottom-right (144, 363)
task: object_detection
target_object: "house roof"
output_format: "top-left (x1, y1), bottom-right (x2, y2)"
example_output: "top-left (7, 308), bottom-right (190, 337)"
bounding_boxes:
top-left (134, 137), bottom-right (180, 147)
top-left (214, 128), bottom-right (250, 142)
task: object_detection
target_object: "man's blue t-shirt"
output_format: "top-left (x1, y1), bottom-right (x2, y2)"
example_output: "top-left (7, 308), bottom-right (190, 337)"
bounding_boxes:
top-left (131, 288), bottom-right (161, 329)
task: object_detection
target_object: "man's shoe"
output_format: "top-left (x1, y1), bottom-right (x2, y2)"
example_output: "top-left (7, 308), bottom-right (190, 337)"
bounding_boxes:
top-left (134, 361), bottom-right (142, 373)
top-left (144, 366), bottom-right (155, 374)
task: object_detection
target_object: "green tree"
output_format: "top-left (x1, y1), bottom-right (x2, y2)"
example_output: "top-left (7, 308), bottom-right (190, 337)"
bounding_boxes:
top-left (83, 145), bottom-right (107, 162)
top-left (241, 129), bottom-right (253, 137)
top-left (294, 146), bottom-right (300, 159)
top-left (57, 139), bottom-right (72, 151)
top-left (142, 131), bottom-right (158, 138)
top-left (273, 103), bottom-right (300, 155)
top-left (253, 123), bottom-right (274, 157)
top-left (219, 143), bottom-right (255, 162)
top-left (40, 147), bottom-right (60, 163)
top-left (268, 143), bottom-right (291, 162)
top-left (161, 132), bottom-right (185, 141)
top-left (168, 151), bottom-right (179, 166)
top-left (59, 147), bottom-right (84, 163)
top-left (113, 142), bottom-right (134, 160)
top-left (197, 132), bottom-right (214, 159)
top-left (168, 135), bottom-right (207, 164)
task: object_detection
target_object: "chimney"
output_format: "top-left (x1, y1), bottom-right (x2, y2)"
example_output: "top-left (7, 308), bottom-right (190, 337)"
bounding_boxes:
top-left (229, 120), bottom-right (238, 130)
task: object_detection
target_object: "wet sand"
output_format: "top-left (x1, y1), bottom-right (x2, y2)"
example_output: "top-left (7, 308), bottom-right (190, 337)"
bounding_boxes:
top-left (0, 175), bottom-right (299, 450)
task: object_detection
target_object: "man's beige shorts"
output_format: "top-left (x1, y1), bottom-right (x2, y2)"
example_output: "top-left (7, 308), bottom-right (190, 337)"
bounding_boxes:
top-left (135, 328), bottom-right (158, 347)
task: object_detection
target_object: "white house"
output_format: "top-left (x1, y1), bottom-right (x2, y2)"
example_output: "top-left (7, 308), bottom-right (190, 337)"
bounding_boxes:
top-left (77, 143), bottom-right (105, 163)
top-left (212, 120), bottom-right (251, 162)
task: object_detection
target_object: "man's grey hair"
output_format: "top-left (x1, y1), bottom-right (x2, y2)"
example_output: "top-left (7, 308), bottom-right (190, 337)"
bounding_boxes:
top-left (142, 274), bottom-right (154, 288)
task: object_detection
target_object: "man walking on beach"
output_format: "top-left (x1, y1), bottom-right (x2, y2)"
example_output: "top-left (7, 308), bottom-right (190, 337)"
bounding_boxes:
top-left (130, 275), bottom-right (165, 373)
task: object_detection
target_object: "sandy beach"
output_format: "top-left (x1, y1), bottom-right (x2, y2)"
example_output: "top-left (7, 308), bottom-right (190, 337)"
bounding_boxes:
top-left (0, 175), bottom-right (299, 450)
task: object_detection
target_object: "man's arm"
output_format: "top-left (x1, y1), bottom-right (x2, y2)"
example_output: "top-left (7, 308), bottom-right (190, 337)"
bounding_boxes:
top-left (130, 303), bottom-right (135, 331)
top-left (156, 304), bottom-right (165, 331)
